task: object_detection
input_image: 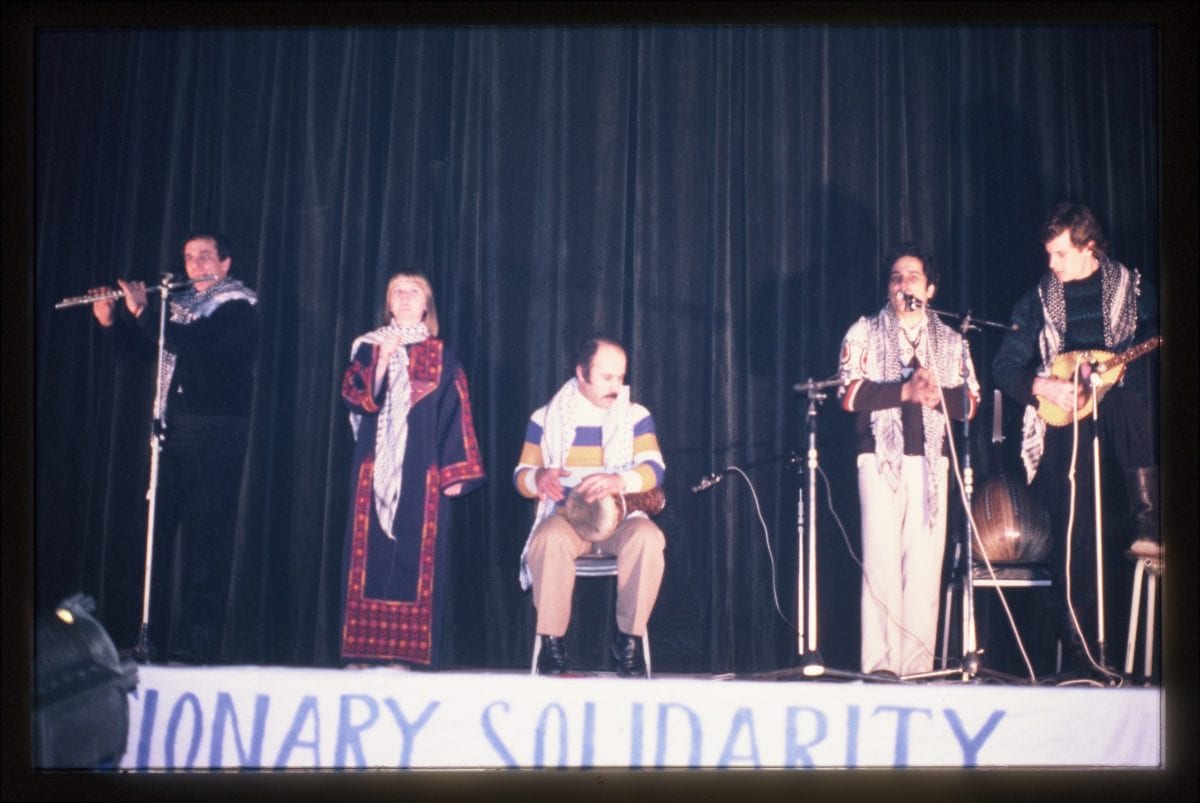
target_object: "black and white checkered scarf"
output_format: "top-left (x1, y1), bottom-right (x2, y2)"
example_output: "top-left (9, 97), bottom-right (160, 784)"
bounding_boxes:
top-left (155, 277), bottom-right (257, 420)
top-left (1019, 257), bottom-right (1140, 482)
top-left (348, 321), bottom-right (432, 540)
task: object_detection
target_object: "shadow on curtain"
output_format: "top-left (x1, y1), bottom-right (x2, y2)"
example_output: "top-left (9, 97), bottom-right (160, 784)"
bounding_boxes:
top-left (34, 25), bottom-right (1158, 674)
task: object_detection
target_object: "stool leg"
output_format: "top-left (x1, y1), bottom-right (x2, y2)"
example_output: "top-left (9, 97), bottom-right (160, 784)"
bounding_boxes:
top-left (531, 637), bottom-right (542, 676)
top-left (940, 582), bottom-right (954, 669)
top-left (642, 633), bottom-right (652, 679)
top-left (1124, 560), bottom-right (1145, 676)
top-left (1143, 571), bottom-right (1156, 681)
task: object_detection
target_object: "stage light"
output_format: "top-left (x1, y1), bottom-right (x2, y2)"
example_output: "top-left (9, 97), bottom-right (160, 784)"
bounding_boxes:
top-left (35, 593), bottom-right (138, 769)
top-left (800, 650), bottom-right (825, 678)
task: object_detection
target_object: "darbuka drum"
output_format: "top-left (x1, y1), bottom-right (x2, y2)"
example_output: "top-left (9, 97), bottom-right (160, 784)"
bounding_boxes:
top-left (563, 487), bottom-right (667, 544)
top-left (564, 493), bottom-right (624, 543)
top-left (971, 474), bottom-right (1051, 563)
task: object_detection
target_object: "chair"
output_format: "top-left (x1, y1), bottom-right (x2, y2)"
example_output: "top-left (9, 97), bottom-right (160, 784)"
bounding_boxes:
top-left (941, 469), bottom-right (1059, 674)
top-left (529, 545), bottom-right (652, 677)
top-left (1123, 555), bottom-right (1161, 681)
top-left (941, 561), bottom-right (1059, 673)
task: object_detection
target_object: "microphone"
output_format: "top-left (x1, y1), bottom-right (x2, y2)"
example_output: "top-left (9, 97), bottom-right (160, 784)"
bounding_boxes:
top-left (895, 291), bottom-right (923, 311)
top-left (691, 473), bottom-right (724, 493)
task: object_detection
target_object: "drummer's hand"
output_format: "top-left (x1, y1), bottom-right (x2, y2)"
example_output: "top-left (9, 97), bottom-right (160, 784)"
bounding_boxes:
top-left (576, 472), bottom-right (623, 504)
top-left (89, 287), bottom-right (118, 326)
top-left (535, 468), bottom-right (570, 502)
top-left (116, 278), bottom-right (148, 317)
top-left (444, 482), bottom-right (463, 497)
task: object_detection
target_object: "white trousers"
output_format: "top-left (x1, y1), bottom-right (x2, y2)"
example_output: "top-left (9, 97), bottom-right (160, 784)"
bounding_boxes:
top-left (858, 453), bottom-right (949, 676)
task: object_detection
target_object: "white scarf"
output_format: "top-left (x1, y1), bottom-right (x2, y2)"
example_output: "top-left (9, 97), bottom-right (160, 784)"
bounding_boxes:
top-left (348, 321), bottom-right (431, 540)
top-left (1019, 257), bottom-right (1140, 482)
top-left (518, 377), bottom-right (636, 590)
top-left (155, 277), bottom-right (257, 420)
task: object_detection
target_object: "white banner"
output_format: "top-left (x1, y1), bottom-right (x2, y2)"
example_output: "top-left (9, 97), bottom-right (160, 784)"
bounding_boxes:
top-left (121, 666), bottom-right (1162, 769)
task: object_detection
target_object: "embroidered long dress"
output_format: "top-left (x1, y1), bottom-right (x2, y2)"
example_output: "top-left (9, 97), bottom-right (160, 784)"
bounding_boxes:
top-left (339, 337), bottom-right (485, 666)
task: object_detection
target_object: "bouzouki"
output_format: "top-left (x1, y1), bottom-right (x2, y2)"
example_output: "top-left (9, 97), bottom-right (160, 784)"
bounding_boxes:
top-left (1036, 336), bottom-right (1161, 427)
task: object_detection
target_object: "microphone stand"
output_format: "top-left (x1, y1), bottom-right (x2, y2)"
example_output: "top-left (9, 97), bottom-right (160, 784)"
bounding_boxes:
top-left (901, 304), bottom-right (1027, 684)
top-left (740, 377), bottom-right (884, 682)
top-left (1087, 365), bottom-right (1110, 671)
top-left (793, 377), bottom-right (839, 677)
top-left (133, 272), bottom-right (177, 664)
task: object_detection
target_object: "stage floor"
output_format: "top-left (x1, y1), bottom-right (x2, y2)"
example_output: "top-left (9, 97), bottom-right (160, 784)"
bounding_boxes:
top-left (115, 663), bottom-right (1164, 770)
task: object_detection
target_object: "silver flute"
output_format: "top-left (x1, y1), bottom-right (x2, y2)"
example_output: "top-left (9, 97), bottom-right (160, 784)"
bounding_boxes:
top-left (54, 274), bottom-right (218, 310)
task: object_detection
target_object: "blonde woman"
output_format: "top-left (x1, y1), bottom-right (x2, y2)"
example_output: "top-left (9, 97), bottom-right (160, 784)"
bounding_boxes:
top-left (339, 273), bottom-right (485, 667)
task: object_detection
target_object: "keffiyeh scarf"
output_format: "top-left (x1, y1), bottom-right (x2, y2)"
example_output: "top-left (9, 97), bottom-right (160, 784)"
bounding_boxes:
top-left (1019, 257), bottom-right (1140, 482)
top-left (156, 277), bottom-right (258, 420)
top-left (862, 306), bottom-right (962, 526)
top-left (348, 321), bottom-right (431, 540)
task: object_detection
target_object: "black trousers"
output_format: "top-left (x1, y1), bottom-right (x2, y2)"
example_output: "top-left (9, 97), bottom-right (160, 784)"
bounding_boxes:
top-left (148, 414), bottom-right (248, 663)
top-left (1030, 386), bottom-right (1153, 662)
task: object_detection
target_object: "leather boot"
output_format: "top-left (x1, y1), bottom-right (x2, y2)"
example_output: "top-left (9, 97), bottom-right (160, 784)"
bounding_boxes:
top-left (536, 635), bottom-right (568, 675)
top-left (1124, 467), bottom-right (1161, 569)
top-left (611, 631), bottom-right (646, 677)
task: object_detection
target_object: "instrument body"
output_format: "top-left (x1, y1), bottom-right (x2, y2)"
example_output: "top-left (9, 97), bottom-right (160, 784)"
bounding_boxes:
top-left (973, 388), bottom-right (1052, 564)
top-left (972, 475), bottom-right (1051, 563)
top-left (1035, 336), bottom-right (1161, 426)
top-left (563, 486), bottom-right (666, 543)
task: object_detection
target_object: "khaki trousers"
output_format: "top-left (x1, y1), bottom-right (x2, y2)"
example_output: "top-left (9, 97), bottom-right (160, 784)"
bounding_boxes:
top-left (526, 512), bottom-right (665, 637)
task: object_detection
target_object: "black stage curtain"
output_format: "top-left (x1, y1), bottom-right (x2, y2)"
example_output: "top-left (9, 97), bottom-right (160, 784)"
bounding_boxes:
top-left (34, 26), bottom-right (1160, 674)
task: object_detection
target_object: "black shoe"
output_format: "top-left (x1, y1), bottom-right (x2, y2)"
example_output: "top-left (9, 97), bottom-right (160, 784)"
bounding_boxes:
top-left (537, 635), bottom-right (568, 675)
top-left (611, 631), bottom-right (645, 677)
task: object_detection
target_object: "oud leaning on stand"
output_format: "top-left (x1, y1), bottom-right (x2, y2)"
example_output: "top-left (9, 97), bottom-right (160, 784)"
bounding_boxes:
top-left (992, 202), bottom-right (1160, 677)
top-left (514, 335), bottom-right (667, 677)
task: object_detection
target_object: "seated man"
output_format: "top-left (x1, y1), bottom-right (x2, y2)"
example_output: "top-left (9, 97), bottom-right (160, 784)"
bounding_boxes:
top-left (514, 335), bottom-right (666, 676)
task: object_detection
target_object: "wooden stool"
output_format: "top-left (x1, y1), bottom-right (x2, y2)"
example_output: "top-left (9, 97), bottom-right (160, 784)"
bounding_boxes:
top-left (1123, 554), bottom-right (1161, 681)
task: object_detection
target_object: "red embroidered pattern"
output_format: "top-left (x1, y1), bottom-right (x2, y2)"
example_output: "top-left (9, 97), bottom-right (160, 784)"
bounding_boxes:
top-left (407, 340), bottom-right (443, 407)
top-left (342, 355), bottom-right (380, 413)
top-left (440, 367), bottom-right (485, 485)
top-left (341, 460), bottom-right (440, 664)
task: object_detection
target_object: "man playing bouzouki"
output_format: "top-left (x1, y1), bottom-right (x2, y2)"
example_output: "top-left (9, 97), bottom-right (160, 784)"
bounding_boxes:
top-left (993, 202), bottom-right (1159, 676)
top-left (515, 336), bottom-right (666, 676)
top-left (1033, 336), bottom-right (1161, 428)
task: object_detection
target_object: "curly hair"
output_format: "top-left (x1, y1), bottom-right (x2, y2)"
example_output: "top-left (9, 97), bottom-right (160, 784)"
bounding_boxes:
top-left (1041, 202), bottom-right (1108, 256)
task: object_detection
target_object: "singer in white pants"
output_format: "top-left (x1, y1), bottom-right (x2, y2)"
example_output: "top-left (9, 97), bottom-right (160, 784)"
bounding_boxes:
top-left (858, 453), bottom-right (949, 677)
top-left (838, 244), bottom-right (979, 678)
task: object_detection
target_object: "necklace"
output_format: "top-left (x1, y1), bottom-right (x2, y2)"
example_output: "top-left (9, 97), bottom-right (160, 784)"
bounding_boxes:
top-left (901, 324), bottom-right (924, 350)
